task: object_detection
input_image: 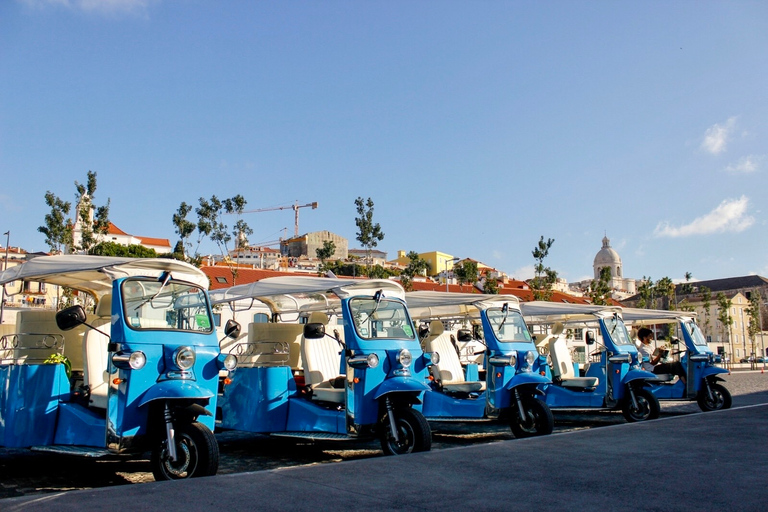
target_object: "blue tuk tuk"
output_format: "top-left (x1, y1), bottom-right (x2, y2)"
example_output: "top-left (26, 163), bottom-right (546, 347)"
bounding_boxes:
top-left (404, 292), bottom-right (554, 438)
top-left (520, 301), bottom-right (661, 422)
top-left (622, 308), bottom-right (732, 411)
top-left (0, 255), bottom-right (237, 480)
top-left (211, 276), bottom-right (432, 455)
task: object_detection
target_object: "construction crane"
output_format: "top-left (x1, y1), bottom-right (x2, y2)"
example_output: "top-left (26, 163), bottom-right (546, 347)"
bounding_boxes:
top-left (236, 201), bottom-right (318, 238)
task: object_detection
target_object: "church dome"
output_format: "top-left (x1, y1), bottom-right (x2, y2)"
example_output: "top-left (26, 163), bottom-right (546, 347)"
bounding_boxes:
top-left (593, 235), bottom-right (622, 279)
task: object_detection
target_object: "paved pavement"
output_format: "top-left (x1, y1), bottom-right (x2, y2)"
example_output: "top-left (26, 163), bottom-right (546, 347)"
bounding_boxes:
top-left (4, 372), bottom-right (767, 512)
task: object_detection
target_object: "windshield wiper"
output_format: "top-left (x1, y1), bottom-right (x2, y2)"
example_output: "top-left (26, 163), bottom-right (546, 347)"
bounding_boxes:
top-left (134, 271), bottom-right (172, 311)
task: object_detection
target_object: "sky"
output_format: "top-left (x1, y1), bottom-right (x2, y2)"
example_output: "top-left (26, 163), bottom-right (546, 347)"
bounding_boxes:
top-left (1, 0), bottom-right (767, 285)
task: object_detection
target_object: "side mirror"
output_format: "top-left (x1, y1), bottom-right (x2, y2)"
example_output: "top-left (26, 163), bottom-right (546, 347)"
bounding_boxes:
top-left (585, 331), bottom-right (596, 345)
top-left (224, 319), bottom-right (241, 339)
top-left (670, 337), bottom-right (680, 345)
top-left (56, 305), bottom-right (87, 331)
top-left (457, 329), bottom-right (472, 342)
top-left (304, 322), bottom-right (325, 339)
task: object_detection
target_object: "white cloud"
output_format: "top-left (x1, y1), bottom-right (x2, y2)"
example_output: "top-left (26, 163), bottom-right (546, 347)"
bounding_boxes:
top-left (725, 155), bottom-right (764, 174)
top-left (654, 196), bottom-right (754, 238)
top-left (19, 0), bottom-right (152, 14)
top-left (511, 265), bottom-right (535, 280)
top-left (701, 117), bottom-right (737, 155)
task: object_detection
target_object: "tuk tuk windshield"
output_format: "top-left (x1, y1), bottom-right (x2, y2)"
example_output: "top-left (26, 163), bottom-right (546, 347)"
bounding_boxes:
top-left (683, 320), bottom-right (709, 348)
top-left (604, 315), bottom-right (633, 346)
top-left (486, 308), bottom-right (532, 343)
top-left (349, 297), bottom-right (416, 340)
top-left (122, 278), bottom-right (213, 333)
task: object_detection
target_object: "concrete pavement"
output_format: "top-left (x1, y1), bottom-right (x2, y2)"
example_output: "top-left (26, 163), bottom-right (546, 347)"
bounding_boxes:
top-left (4, 392), bottom-right (767, 512)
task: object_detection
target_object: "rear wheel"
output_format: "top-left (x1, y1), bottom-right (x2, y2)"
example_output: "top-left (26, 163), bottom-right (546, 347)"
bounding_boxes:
top-left (380, 407), bottom-right (432, 455)
top-left (697, 382), bottom-right (732, 411)
top-left (509, 397), bottom-right (554, 438)
top-left (622, 388), bottom-right (660, 422)
top-left (151, 421), bottom-right (219, 480)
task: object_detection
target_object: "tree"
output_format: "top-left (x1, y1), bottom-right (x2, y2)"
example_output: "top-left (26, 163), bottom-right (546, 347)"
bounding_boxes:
top-left (483, 276), bottom-right (500, 294)
top-left (453, 260), bottom-right (478, 291)
top-left (530, 236), bottom-right (557, 301)
top-left (38, 191), bottom-right (72, 253)
top-left (172, 202), bottom-right (196, 259)
top-left (190, 194), bottom-right (252, 281)
top-left (354, 197), bottom-right (385, 276)
top-left (637, 276), bottom-right (654, 309)
top-left (716, 292), bottom-right (734, 362)
top-left (91, 241), bottom-right (158, 258)
top-left (700, 286), bottom-right (713, 336)
top-left (73, 171), bottom-right (111, 254)
top-left (316, 240), bottom-right (336, 275)
top-left (746, 290), bottom-right (762, 362)
top-left (400, 251), bottom-right (430, 292)
top-left (588, 266), bottom-right (613, 305)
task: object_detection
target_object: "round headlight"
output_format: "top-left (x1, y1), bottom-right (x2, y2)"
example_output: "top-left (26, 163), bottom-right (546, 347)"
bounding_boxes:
top-left (223, 354), bottom-right (238, 371)
top-left (367, 353), bottom-right (380, 368)
top-left (174, 346), bottom-right (196, 370)
top-left (431, 351), bottom-right (441, 365)
top-left (129, 351), bottom-right (146, 370)
top-left (525, 350), bottom-right (536, 366)
top-left (398, 349), bottom-right (413, 367)
top-left (509, 353), bottom-right (518, 367)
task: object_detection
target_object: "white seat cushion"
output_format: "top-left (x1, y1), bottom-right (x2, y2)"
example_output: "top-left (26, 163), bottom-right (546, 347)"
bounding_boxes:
top-left (549, 337), bottom-right (598, 389)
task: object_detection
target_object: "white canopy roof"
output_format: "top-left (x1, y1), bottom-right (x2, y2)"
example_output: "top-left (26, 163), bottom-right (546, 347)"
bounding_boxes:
top-left (621, 307), bottom-right (696, 326)
top-left (519, 301), bottom-right (622, 325)
top-left (404, 291), bottom-right (521, 320)
top-left (209, 276), bottom-right (405, 315)
top-left (0, 255), bottom-right (209, 298)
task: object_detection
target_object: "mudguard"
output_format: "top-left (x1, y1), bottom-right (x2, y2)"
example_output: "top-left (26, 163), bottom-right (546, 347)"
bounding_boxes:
top-left (702, 366), bottom-right (729, 379)
top-left (505, 372), bottom-right (550, 393)
top-left (138, 381), bottom-right (214, 407)
top-left (373, 376), bottom-right (431, 401)
top-left (621, 369), bottom-right (657, 385)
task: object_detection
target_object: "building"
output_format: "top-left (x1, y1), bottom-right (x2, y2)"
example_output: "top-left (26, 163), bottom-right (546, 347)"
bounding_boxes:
top-left (281, 231), bottom-right (348, 260)
top-left (227, 246), bottom-right (283, 270)
top-left (348, 249), bottom-right (388, 267)
top-left (101, 223), bottom-right (172, 254)
top-left (570, 235), bottom-right (637, 300)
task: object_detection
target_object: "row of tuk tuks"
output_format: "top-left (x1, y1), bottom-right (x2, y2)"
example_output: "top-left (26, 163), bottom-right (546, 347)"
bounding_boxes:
top-left (0, 256), bottom-right (732, 481)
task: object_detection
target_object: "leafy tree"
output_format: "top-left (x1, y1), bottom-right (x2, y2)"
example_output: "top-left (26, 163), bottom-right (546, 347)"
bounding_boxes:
top-left (716, 292), bottom-right (734, 361)
top-left (530, 236), bottom-right (557, 301)
top-left (400, 251), bottom-right (430, 291)
top-left (193, 194), bottom-right (251, 281)
top-left (746, 290), bottom-right (762, 361)
top-left (588, 266), bottom-right (613, 305)
top-left (636, 276), bottom-right (654, 309)
top-left (483, 276), bottom-right (500, 294)
top-left (73, 171), bottom-right (111, 254)
top-left (354, 197), bottom-right (385, 276)
top-left (91, 241), bottom-right (158, 258)
top-left (453, 260), bottom-right (478, 291)
top-left (38, 191), bottom-right (72, 253)
top-left (172, 202), bottom-right (196, 259)
top-left (700, 286), bottom-right (712, 335)
top-left (316, 240), bottom-right (337, 275)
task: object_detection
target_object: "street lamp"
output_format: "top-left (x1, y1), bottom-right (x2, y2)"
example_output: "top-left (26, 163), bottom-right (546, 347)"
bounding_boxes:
top-left (445, 257), bottom-right (460, 292)
top-left (0, 231), bottom-right (9, 324)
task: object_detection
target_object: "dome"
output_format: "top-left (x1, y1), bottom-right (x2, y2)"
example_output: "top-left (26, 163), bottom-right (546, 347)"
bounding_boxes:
top-left (593, 236), bottom-right (621, 267)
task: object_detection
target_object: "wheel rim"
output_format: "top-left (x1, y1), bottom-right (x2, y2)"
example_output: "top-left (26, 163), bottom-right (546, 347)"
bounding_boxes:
top-left (630, 396), bottom-right (651, 421)
top-left (161, 435), bottom-right (196, 479)
top-left (516, 409), bottom-right (539, 434)
top-left (706, 390), bottom-right (724, 409)
top-left (386, 420), bottom-right (415, 455)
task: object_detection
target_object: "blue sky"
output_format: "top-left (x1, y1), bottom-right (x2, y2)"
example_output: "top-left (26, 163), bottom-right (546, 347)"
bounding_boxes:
top-left (1, 1), bottom-right (766, 284)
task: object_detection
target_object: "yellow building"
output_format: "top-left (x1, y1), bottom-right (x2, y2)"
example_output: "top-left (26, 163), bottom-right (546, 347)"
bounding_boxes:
top-left (390, 250), bottom-right (458, 277)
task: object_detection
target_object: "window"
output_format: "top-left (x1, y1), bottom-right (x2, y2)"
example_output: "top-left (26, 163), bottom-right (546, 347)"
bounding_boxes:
top-left (216, 277), bottom-right (228, 284)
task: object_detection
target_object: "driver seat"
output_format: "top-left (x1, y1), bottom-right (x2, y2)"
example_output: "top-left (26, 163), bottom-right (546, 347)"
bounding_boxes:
top-left (301, 312), bottom-right (344, 403)
top-left (82, 294), bottom-right (113, 409)
top-left (549, 337), bottom-right (598, 389)
top-left (423, 320), bottom-right (484, 393)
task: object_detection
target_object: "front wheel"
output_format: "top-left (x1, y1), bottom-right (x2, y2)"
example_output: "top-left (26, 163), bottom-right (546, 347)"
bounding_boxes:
top-left (697, 382), bottom-right (732, 411)
top-left (380, 407), bottom-right (432, 455)
top-left (622, 387), bottom-right (660, 422)
top-left (509, 397), bottom-right (554, 438)
top-left (151, 421), bottom-right (219, 480)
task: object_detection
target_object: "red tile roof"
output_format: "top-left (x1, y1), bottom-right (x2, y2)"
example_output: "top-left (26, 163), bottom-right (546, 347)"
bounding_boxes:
top-left (138, 236), bottom-right (171, 248)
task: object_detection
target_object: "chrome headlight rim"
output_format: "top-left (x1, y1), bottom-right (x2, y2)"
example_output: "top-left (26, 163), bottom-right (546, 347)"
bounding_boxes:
top-left (398, 348), bottom-right (413, 367)
top-left (430, 351), bottom-right (440, 365)
top-left (174, 346), bottom-right (196, 370)
top-left (223, 354), bottom-right (238, 371)
top-left (525, 350), bottom-right (536, 366)
top-left (367, 353), bottom-right (380, 368)
top-left (128, 350), bottom-right (147, 370)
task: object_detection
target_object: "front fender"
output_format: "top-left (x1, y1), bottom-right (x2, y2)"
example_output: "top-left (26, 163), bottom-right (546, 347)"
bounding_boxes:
top-left (701, 366), bottom-right (729, 379)
top-left (621, 368), bottom-right (657, 385)
top-left (138, 380), bottom-right (214, 407)
top-left (373, 376), bottom-right (431, 401)
top-left (505, 372), bottom-right (551, 392)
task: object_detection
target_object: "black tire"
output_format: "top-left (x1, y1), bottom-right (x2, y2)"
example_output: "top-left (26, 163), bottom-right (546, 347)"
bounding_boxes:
top-left (697, 382), bottom-right (732, 412)
top-left (380, 407), bottom-right (432, 455)
top-left (622, 387), bottom-right (660, 422)
top-left (509, 397), bottom-right (554, 438)
top-left (151, 421), bottom-right (219, 480)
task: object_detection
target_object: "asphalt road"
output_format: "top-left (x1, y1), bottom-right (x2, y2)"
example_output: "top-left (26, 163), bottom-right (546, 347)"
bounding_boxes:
top-left (1, 370), bottom-right (766, 502)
